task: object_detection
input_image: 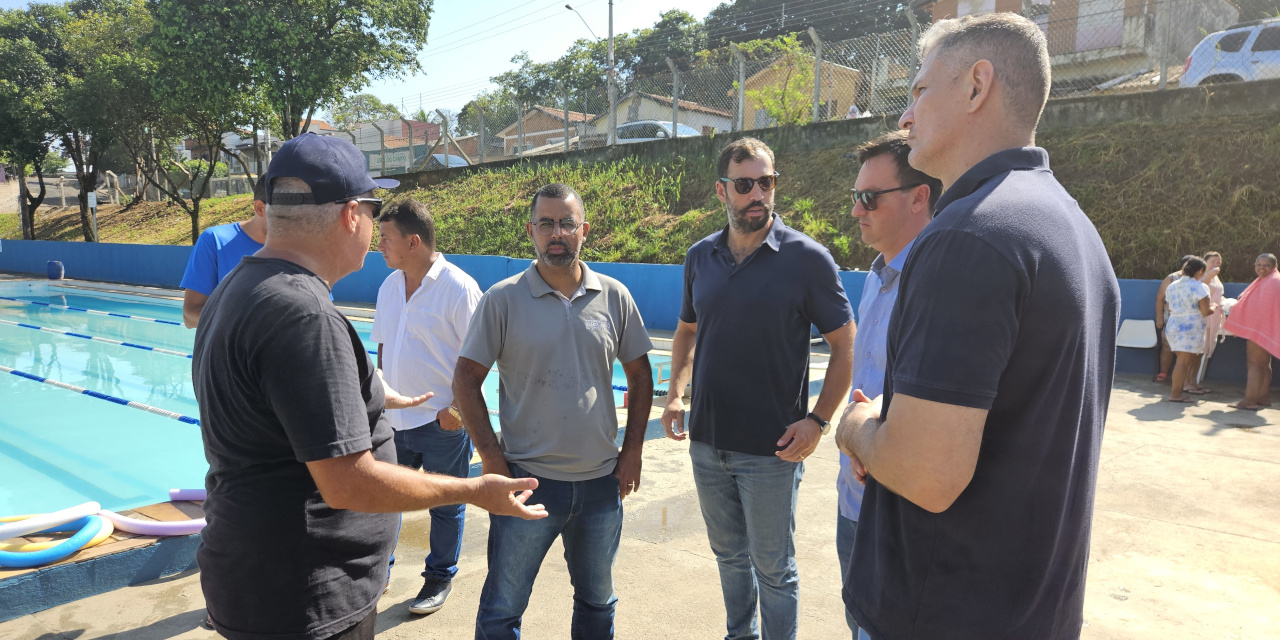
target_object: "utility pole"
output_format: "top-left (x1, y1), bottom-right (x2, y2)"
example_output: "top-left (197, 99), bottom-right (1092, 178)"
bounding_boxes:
top-left (809, 27), bottom-right (823, 123)
top-left (478, 109), bottom-right (486, 164)
top-left (666, 58), bottom-right (680, 137)
top-left (561, 82), bottom-right (571, 154)
top-left (608, 0), bottom-right (617, 147)
top-left (733, 44), bottom-right (746, 131)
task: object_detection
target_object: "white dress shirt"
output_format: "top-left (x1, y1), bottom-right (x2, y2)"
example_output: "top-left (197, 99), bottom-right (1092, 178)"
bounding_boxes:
top-left (371, 254), bottom-right (483, 431)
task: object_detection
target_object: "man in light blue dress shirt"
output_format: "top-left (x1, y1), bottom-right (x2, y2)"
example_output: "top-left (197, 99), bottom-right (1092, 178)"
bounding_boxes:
top-left (839, 130), bottom-right (942, 638)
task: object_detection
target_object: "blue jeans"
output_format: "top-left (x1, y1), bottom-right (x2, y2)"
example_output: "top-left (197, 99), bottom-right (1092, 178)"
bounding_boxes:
top-left (836, 513), bottom-right (861, 639)
top-left (475, 463), bottom-right (623, 640)
top-left (394, 420), bottom-right (473, 582)
top-left (690, 441), bottom-right (803, 640)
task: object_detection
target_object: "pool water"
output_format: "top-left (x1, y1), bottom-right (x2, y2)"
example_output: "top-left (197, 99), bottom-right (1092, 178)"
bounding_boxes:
top-left (0, 282), bottom-right (662, 516)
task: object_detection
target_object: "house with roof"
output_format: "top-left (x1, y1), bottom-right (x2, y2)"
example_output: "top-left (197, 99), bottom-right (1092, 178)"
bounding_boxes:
top-left (909, 0), bottom-right (1239, 89)
top-left (495, 106), bottom-right (596, 156)
top-left (582, 92), bottom-right (734, 139)
top-left (734, 57), bottom-right (864, 129)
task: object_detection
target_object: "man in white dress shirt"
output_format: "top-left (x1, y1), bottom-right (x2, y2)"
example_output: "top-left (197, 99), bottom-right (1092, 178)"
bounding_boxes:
top-left (372, 198), bottom-right (483, 615)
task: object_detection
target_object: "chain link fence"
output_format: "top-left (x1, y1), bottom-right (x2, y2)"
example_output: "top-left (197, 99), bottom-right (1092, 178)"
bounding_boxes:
top-left (331, 0), bottom-right (1243, 176)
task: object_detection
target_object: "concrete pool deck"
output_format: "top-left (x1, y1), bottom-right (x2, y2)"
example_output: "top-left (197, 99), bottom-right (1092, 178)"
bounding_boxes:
top-left (2, 374), bottom-right (1277, 639)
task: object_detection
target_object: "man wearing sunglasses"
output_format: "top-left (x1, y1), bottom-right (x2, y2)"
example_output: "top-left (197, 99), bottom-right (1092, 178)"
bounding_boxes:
top-left (837, 130), bottom-right (941, 639)
top-left (192, 133), bottom-right (548, 640)
top-left (662, 137), bottom-right (855, 640)
top-left (836, 14), bottom-right (1120, 640)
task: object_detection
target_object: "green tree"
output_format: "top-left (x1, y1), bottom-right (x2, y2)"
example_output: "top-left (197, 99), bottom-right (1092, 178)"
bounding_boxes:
top-left (744, 34), bottom-right (814, 126)
top-left (625, 10), bottom-right (708, 77)
top-left (704, 0), bottom-right (921, 49)
top-left (0, 6), bottom-right (59, 239)
top-left (328, 93), bottom-right (404, 130)
top-left (238, 0), bottom-right (434, 139)
top-left (457, 90), bottom-right (519, 140)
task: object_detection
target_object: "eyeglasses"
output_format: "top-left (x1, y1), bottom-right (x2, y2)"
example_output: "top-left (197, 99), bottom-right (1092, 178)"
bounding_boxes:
top-left (335, 197), bottom-right (384, 218)
top-left (534, 219), bottom-right (581, 236)
top-left (719, 173), bottom-right (780, 195)
top-left (850, 184), bottom-right (923, 211)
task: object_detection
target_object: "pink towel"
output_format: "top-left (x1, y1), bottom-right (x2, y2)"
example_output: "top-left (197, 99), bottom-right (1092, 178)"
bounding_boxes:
top-left (1223, 270), bottom-right (1280, 359)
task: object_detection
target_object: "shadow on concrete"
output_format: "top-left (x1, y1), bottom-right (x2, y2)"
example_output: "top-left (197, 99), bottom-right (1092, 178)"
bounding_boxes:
top-left (1127, 399), bottom-right (1194, 423)
top-left (374, 596), bottom-right (432, 635)
top-left (90, 609), bottom-right (206, 640)
top-left (1199, 409), bottom-right (1275, 437)
top-left (30, 632), bottom-right (83, 640)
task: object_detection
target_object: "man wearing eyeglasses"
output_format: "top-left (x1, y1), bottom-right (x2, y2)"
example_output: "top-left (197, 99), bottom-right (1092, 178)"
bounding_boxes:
top-left (454, 183), bottom-right (654, 639)
top-left (192, 133), bottom-right (547, 640)
top-left (661, 137), bottom-right (855, 640)
top-left (838, 130), bottom-right (941, 639)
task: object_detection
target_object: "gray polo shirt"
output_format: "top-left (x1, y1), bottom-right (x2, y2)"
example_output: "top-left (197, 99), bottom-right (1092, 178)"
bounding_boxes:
top-left (459, 261), bottom-right (652, 481)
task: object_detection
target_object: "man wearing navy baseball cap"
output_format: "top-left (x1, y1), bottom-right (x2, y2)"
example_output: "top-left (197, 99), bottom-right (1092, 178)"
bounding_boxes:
top-left (192, 133), bottom-right (549, 640)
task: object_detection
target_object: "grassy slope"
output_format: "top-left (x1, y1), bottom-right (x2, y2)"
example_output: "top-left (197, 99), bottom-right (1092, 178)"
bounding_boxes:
top-left (6, 113), bottom-right (1279, 282)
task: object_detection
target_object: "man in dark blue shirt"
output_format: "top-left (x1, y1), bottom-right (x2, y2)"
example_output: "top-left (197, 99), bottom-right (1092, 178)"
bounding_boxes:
top-left (663, 137), bottom-right (855, 640)
top-left (836, 14), bottom-right (1120, 640)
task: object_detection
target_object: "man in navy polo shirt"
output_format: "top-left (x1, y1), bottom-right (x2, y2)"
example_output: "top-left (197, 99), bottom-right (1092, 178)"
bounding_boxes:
top-left (663, 137), bottom-right (855, 640)
top-left (836, 13), bottom-right (1120, 639)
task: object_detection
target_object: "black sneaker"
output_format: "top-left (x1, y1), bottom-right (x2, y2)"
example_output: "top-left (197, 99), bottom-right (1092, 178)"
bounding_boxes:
top-left (407, 578), bottom-right (452, 615)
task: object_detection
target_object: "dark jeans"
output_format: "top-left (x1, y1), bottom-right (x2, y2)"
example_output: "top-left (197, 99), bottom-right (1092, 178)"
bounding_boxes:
top-left (835, 513), bottom-right (862, 639)
top-left (394, 419), bottom-right (474, 582)
top-left (474, 463), bottom-right (623, 640)
top-left (323, 610), bottom-right (376, 640)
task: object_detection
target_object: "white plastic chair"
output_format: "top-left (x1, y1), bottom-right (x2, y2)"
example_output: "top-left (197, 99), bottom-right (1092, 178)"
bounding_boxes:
top-left (1116, 319), bottom-right (1158, 349)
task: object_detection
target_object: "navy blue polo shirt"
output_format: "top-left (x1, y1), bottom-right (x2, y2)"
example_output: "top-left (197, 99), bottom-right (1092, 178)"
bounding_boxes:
top-left (844, 148), bottom-right (1120, 639)
top-left (679, 213), bottom-right (853, 456)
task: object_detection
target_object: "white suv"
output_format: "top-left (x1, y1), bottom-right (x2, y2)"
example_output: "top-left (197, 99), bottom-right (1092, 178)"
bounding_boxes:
top-left (1181, 18), bottom-right (1280, 86)
top-left (614, 120), bottom-right (703, 145)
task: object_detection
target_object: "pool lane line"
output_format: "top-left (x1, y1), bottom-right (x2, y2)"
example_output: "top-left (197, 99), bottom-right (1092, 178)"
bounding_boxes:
top-left (0, 364), bottom-right (201, 426)
top-left (0, 296), bottom-right (184, 326)
top-left (0, 318), bottom-right (193, 359)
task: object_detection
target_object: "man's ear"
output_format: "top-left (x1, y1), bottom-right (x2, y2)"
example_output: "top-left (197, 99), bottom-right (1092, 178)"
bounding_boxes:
top-left (715, 179), bottom-right (728, 205)
top-left (967, 59), bottom-right (995, 115)
top-left (343, 202), bottom-right (360, 234)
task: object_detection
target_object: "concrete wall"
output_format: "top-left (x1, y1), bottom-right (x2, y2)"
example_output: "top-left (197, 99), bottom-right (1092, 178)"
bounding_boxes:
top-left (396, 76), bottom-right (1280, 189)
top-left (3, 239), bottom-right (1276, 385)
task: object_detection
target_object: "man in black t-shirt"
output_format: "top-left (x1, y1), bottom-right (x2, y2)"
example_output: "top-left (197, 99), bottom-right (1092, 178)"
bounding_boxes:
top-left (835, 14), bottom-right (1120, 640)
top-left (192, 133), bottom-right (547, 640)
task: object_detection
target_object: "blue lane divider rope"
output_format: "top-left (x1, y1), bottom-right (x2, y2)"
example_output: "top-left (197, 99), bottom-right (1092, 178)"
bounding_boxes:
top-left (0, 318), bottom-right (193, 359)
top-left (0, 296), bottom-right (184, 326)
top-left (0, 364), bottom-right (200, 425)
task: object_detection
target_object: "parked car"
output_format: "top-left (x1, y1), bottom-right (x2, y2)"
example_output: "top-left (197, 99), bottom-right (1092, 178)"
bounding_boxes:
top-left (614, 120), bottom-right (703, 145)
top-left (423, 153), bottom-right (469, 170)
top-left (1181, 18), bottom-right (1280, 86)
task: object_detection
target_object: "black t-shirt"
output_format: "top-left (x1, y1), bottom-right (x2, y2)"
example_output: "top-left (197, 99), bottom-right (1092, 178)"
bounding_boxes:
top-left (192, 256), bottom-right (398, 640)
top-left (679, 214), bottom-right (853, 456)
top-left (844, 149), bottom-right (1120, 639)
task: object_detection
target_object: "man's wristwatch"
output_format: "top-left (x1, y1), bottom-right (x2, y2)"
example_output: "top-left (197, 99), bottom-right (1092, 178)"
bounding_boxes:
top-left (807, 412), bottom-right (831, 436)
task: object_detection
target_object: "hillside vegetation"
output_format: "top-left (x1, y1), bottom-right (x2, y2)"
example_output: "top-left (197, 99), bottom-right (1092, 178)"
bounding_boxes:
top-left (5, 113), bottom-right (1279, 282)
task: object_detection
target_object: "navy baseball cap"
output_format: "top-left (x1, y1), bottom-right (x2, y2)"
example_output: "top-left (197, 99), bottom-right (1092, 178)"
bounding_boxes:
top-left (263, 132), bottom-right (399, 205)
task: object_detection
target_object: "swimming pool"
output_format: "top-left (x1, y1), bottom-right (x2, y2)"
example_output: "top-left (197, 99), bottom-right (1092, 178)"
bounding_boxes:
top-left (0, 281), bottom-right (663, 516)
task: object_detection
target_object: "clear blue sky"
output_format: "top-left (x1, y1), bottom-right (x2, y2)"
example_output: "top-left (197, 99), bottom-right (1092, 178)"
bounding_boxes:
top-left (0, 0), bottom-right (727, 116)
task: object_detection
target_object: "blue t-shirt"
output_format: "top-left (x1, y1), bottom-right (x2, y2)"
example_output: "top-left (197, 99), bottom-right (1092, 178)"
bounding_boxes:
top-left (180, 222), bottom-right (264, 295)
top-left (679, 213), bottom-right (853, 456)
top-left (844, 148), bottom-right (1120, 639)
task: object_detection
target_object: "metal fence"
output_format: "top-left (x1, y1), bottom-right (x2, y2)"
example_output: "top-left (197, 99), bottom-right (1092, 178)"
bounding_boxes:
top-left (323, 0), bottom-right (1247, 175)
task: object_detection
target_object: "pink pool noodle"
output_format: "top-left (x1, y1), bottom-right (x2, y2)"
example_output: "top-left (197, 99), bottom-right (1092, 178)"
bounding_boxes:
top-left (97, 510), bottom-right (206, 536)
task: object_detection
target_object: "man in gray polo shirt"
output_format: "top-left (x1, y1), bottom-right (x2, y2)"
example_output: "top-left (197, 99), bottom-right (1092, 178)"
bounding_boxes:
top-left (453, 183), bottom-right (654, 640)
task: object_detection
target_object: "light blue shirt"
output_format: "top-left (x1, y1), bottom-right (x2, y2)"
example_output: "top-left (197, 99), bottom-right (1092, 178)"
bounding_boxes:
top-left (838, 238), bottom-right (916, 521)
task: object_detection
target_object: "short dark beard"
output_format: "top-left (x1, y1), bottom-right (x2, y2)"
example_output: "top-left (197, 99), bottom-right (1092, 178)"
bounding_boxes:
top-left (538, 240), bottom-right (577, 267)
top-left (728, 199), bottom-right (772, 233)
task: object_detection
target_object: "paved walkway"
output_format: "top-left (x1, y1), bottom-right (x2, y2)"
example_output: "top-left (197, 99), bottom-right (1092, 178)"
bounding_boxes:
top-left (2, 375), bottom-right (1277, 639)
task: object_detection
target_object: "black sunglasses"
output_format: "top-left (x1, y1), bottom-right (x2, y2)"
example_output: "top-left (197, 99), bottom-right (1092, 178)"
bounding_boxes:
top-left (850, 184), bottom-right (923, 211)
top-left (719, 173), bottom-right (780, 195)
top-left (335, 197), bottom-right (384, 218)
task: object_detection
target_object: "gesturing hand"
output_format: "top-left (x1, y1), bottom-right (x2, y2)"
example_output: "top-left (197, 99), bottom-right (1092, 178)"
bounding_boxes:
top-left (472, 474), bottom-right (548, 520)
top-left (377, 369), bottom-right (433, 410)
top-left (775, 417), bottom-right (822, 462)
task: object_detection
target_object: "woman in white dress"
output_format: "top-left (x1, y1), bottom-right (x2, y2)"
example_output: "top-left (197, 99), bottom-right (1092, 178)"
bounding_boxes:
top-left (1165, 256), bottom-right (1216, 402)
